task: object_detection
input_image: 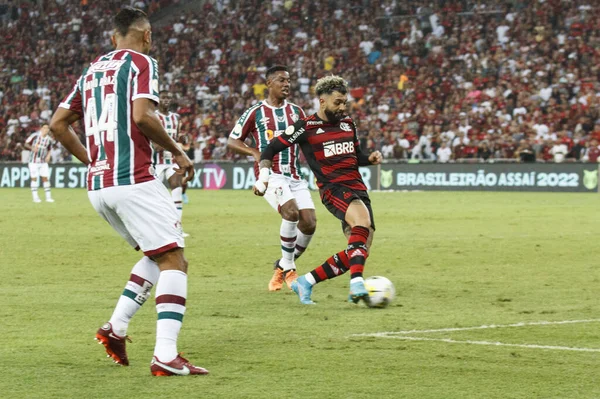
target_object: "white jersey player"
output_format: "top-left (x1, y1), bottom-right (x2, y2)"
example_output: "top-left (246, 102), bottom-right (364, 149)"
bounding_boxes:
top-left (24, 124), bottom-right (55, 202)
top-left (152, 90), bottom-right (188, 237)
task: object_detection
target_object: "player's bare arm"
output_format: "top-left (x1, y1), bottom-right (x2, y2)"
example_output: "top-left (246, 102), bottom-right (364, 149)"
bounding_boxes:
top-left (227, 137), bottom-right (261, 162)
top-left (50, 108), bottom-right (90, 165)
top-left (132, 98), bottom-right (194, 184)
top-left (252, 159), bottom-right (272, 196)
top-left (254, 120), bottom-right (305, 196)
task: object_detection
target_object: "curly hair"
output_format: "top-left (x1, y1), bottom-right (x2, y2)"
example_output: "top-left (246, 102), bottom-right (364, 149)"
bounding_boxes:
top-left (315, 75), bottom-right (348, 96)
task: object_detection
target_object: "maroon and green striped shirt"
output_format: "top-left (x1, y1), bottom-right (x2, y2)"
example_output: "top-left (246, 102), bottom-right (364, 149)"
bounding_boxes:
top-left (153, 111), bottom-right (180, 165)
top-left (229, 100), bottom-right (305, 180)
top-left (25, 132), bottom-right (54, 163)
top-left (59, 49), bottom-right (160, 191)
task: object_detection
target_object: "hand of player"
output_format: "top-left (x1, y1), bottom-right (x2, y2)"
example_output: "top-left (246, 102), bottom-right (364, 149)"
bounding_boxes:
top-left (253, 167), bottom-right (270, 196)
top-left (369, 151), bottom-right (383, 165)
top-left (173, 152), bottom-right (195, 184)
top-left (253, 180), bottom-right (268, 196)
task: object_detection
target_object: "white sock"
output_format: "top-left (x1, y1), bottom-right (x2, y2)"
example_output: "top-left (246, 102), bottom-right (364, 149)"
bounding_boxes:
top-left (279, 219), bottom-right (298, 271)
top-left (350, 276), bottom-right (365, 285)
top-left (109, 257), bottom-right (160, 336)
top-left (154, 270), bottom-right (187, 362)
top-left (43, 181), bottom-right (52, 200)
top-left (304, 272), bottom-right (316, 286)
top-left (171, 187), bottom-right (183, 222)
top-left (294, 229), bottom-right (313, 260)
top-left (31, 182), bottom-right (39, 200)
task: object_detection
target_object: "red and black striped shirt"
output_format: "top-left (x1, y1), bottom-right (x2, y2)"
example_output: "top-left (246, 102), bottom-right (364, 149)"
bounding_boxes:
top-left (261, 114), bottom-right (371, 190)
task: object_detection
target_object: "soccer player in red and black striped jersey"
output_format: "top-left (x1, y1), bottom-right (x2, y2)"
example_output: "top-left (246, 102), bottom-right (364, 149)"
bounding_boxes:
top-left (255, 75), bottom-right (382, 305)
top-left (49, 7), bottom-right (207, 376)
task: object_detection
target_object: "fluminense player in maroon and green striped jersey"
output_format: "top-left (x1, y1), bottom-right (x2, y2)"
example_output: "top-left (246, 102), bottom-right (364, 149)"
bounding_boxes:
top-left (24, 124), bottom-right (55, 203)
top-left (152, 90), bottom-right (189, 237)
top-left (50, 7), bottom-right (207, 377)
top-left (227, 65), bottom-right (317, 292)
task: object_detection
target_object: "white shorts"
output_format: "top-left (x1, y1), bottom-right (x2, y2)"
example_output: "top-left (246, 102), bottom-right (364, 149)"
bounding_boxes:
top-left (154, 164), bottom-right (178, 184)
top-left (29, 163), bottom-right (49, 179)
top-left (88, 179), bottom-right (184, 257)
top-left (264, 174), bottom-right (315, 212)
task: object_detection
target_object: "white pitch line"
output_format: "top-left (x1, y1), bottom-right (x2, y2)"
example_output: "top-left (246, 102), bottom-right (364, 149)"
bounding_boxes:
top-left (351, 319), bottom-right (600, 337)
top-left (370, 335), bottom-right (600, 353)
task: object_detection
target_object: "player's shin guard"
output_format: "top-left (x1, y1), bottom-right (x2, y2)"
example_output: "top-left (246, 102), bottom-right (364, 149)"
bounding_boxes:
top-left (306, 250), bottom-right (349, 285)
top-left (279, 219), bottom-right (298, 271)
top-left (154, 270), bottom-right (187, 363)
top-left (171, 187), bottom-right (183, 221)
top-left (347, 226), bottom-right (370, 284)
top-left (294, 229), bottom-right (313, 260)
top-left (109, 257), bottom-right (160, 336)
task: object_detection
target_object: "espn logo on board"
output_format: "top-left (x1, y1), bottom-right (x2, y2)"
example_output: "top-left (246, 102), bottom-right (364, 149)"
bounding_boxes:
top-left (323, 141), bottom-right (354, 157)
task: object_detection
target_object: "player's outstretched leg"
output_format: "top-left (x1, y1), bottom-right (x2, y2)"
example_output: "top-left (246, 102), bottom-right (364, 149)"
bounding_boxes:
top-left (95, 256), bottom-right (159, 365)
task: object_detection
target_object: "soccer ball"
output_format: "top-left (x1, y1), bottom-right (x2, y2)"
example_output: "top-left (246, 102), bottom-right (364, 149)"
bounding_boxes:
top-left (364, 276), bottom-right (395, 308)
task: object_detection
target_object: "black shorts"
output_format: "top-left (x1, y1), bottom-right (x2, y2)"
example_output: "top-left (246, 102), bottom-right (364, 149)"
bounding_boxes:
top-left (319, 185), bottom-right (375, 231)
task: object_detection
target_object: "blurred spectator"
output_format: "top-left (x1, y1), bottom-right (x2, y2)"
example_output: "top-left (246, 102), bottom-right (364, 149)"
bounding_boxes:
top-left (517, 140), bottom-right (536, 163)
top-left (550, 140), bottom-right (569, 163)
top-left (436, 141), bottom-right (452, 163)
top-left (582, 139), bottom-right (600, 163)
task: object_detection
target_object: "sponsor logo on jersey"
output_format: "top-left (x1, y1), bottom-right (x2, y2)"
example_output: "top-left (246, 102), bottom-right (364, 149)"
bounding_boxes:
top-left (306, 120), bottom-right (324, 126)
top-left (89, 160), bottom-right (111, 175)
top-left (88, 60), bottom-right (126, 73)
top-left (323, 141), bottom-right (354, 157)
top-left (339, 122), bottom-right (352, 132)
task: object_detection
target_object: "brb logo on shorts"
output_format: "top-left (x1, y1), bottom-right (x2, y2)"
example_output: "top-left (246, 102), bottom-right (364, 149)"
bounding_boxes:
top-left (323, 141), bottom-right (354, 157)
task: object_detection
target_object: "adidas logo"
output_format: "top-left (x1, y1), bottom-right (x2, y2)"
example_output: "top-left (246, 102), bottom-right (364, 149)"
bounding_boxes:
top-left (349, 249), bottom-right (364, 258)
top-left (316, 128), bottom-right (325, 134)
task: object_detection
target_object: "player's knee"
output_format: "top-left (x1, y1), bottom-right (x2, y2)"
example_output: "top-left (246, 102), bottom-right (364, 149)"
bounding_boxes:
top-left (155, 248), bottom-right (188, 273)
top-left (280, 205), bottom-right (299, 222)
top-left (299, 214), bottom-right (317, 234)
top-left (179, 256), bottom-right (189, 273)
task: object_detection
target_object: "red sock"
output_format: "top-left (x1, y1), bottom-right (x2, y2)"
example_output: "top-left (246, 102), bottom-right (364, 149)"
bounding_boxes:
top-left (347, 226), bottom-right (369, 279)
top-left (310, 251), bottom-right (349, 283)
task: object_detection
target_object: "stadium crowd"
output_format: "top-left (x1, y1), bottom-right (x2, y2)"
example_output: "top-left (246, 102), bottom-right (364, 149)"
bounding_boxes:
top-left (1, 0), bottom-right (600, 164)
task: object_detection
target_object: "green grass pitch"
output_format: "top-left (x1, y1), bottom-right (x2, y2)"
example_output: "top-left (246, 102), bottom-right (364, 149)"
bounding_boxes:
top-left (1, 188), bottom-right (599, 398)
